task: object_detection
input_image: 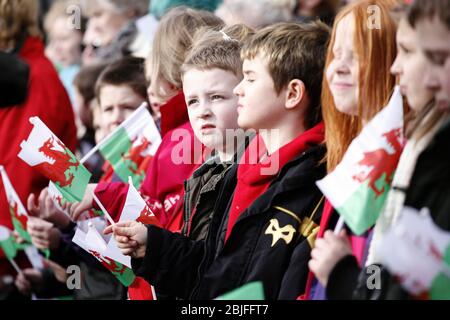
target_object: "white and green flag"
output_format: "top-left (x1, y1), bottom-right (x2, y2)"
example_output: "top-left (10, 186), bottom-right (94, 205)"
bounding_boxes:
top-left (378, 207), bottom-right (450, 300)
top-left (72, 217), bottom-right (136, 287)
top-left (18, 117), bottom-right (91, 203)
top-left (1, 166), bottom-right (32, 243)
top-left (0, 226), bottom-right (18, 260)
top-left (317, 87), bottom-right (404, 235)
top-left (96, 104), bottom-right (161, 188)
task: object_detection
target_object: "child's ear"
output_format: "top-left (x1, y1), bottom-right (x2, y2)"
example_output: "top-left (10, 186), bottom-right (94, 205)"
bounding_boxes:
top-left (285, 79), bottom-right (306, 110)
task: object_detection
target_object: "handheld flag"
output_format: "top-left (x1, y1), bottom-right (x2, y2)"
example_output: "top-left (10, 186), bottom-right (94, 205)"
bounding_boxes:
top-left (84, 104), bottom-right (161, 188)
top-left (18, 117), bottom-right (91, 203)
top-left (378, 207), bottom-right (450, 300)
top-left (1, 166), bottom-right (32, 243)
top-left (72, 217), bottom-right (136, 287)
top-left (317, 87), bottom-right (405, 235)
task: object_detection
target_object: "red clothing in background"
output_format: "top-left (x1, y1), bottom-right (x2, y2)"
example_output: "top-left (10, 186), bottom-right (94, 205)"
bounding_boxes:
top-left (0, 37), bottom-right (77, 274)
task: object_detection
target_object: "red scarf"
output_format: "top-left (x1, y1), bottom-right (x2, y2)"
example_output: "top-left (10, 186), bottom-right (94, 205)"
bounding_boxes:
top-left (225, 123), bottom-right (325, 242)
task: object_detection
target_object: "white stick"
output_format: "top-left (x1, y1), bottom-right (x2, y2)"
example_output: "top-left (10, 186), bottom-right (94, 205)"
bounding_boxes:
top-left (8, 258), bottom-right (21, 274)
top-left (334, 217), bottom-right (345, 235)
top-left (80, 102), bottom-right (148, 164)
top-left (151, 285), bottom-right (157, 301)
top-left (92, 193), bottom-right (116, 226)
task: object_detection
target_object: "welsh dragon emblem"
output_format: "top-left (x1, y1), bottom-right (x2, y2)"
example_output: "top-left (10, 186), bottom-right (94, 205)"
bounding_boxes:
top-left (352, 128), bottom-right (404, 197)
top-left (136, 205), bottom-right (160, 226)
top-left (121, 137), bottom-right (152, 178)
top-left (37, 137), bottom-right (79, 188)
top-left (89, 250), bottom-right (127, 276)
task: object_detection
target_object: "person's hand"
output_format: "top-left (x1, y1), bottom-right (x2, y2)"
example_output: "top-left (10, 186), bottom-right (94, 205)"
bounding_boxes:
top-left (308, 230), bottom-right (353, 287)
top-left (15, 269), bottom-right (44, 296)
top-left (65, 184), bottom-right (97, 221)
top-left (104, 221), bottom-right (148, 258)
top-left (44, 259), bottom-right (68, 284)
top-left (27, 217), bottom-right (61, 251)
top-left (28, 188), bottom-right (71, 229)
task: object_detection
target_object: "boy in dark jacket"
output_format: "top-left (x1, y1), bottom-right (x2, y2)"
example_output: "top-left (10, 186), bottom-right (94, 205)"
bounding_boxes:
top-left (108, 21), bottom-right (330, 300)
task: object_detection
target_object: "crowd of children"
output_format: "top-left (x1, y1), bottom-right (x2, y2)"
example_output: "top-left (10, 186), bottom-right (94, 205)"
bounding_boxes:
top-left (0, 0), bottom-right (449, 300)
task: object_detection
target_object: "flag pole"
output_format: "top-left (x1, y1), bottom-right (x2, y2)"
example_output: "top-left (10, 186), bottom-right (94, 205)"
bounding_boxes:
top-left (151, 285), bottom-right (157, 301)
top-left (8, 258), bottom-right (21, 274)
top-left (92, 193), bottom-right (116, 226)
top-left (80, 102), bottom-right (148, 164)
top-left (334, 217), bottom-right (345, 235)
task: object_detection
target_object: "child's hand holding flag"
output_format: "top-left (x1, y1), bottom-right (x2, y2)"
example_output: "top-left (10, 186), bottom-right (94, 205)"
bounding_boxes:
top-left (104, 221), bottom-right (148, 258)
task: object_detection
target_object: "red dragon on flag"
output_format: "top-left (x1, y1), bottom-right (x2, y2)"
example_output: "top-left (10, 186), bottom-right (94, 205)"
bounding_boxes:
top-left (37, 137), bottom-right (79, 188)
top-left (89, 250), bottom-right (128, 276)
top-left (136, 205), bottom-right (161, 226)
top-left (352, 128), bottom-right (404, 197)
top-left (121, 137), bottom-right (152, 177)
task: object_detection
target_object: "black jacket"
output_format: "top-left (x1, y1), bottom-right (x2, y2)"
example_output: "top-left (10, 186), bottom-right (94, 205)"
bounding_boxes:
top-left (132, 144), bottom-right (326, 300)
top-left (181, 155), bottom-right (237, 241)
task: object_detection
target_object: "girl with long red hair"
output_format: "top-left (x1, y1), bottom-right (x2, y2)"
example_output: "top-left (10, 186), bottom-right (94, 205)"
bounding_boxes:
top-left (305, 0), bottom-right (399, 300)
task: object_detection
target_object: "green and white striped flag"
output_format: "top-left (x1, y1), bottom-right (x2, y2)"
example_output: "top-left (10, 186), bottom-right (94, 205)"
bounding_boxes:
top-left (18, 117), bottom-right (91, 203)
top-left (317, 87), bottom-right (405, 235)
top-left (94, 104), bottom-right (161, 188)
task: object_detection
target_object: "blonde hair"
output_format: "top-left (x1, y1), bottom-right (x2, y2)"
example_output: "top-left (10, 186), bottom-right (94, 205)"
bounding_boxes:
top-left (150, 6), bottom-right (224, 101)
top-left (0, 0), bottom-right (41, 49)
top-left (322, 0), bottom-right (398, 172)
top-left (182, 24), bottom-right (254, 78)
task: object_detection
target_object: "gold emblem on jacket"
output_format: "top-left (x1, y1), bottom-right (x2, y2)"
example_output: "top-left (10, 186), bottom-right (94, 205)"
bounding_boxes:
top-left (265, 219), bottom-right (296, 247)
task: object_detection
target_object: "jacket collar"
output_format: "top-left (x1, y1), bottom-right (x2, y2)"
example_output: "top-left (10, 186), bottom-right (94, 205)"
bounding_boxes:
top-left (238, 122), bottom-right (325, 187)
top-left (243, 144), bottom-right (326, 217)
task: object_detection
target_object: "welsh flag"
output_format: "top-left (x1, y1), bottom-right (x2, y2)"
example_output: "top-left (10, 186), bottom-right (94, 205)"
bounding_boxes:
top-left (101, 177), bottom-right (161, 271)
top-left (317, 87), bottom-right (405, 235)
top-left (1, 166), bottom-right (32, 243)
top-left (72, 217), bottom-right (136, 287)
top-left (97, 105), bottom-right (161, 188)
top-left (115, 177), bottom-right (161, 225)
top-left (72, 179), bottom-right (159, 286)
top-left (378, 207), bottom-right (450, 300)
top-left (216, 282), bottom-right (265, 300)
top-left (0, 226), bottom-right (18, 260)
top-left (18, 117), bottom-right (91, 203)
